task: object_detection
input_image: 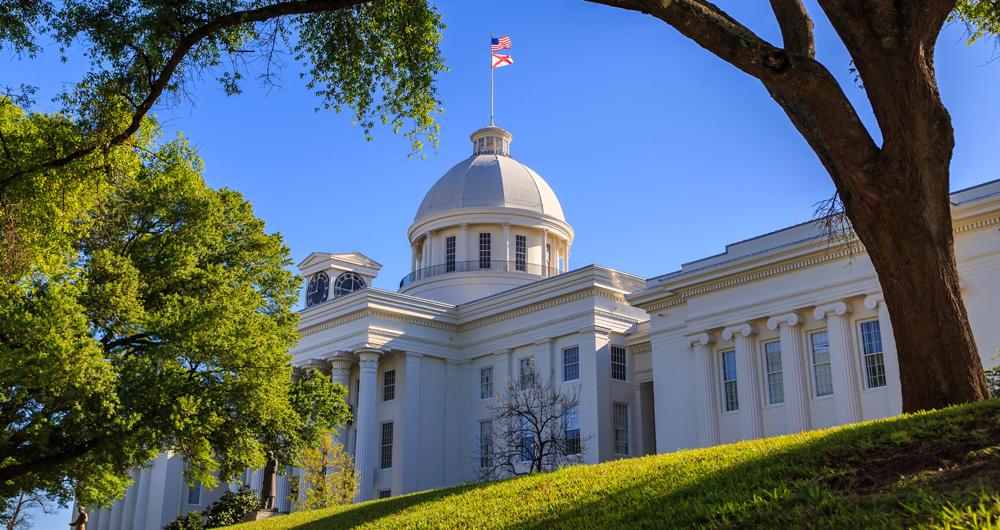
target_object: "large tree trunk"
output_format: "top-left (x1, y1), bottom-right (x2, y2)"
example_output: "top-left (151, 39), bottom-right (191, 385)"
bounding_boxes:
top-left (845, 165), bottom-right (990, 410)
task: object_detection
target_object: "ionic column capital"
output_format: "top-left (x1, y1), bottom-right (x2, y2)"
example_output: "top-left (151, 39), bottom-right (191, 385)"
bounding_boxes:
top-left (686, 332), bottom-right (713, 348)
top-left (766, 312), bottom-right (802, 330)
top-left (813, 301), bottom-right (851, 320)
top-left (863, 292), bottom-right (884, 310)
top-left (356, 349), bottom-right (382, 371)
top-left (722, 323), bottom-right (755, 340)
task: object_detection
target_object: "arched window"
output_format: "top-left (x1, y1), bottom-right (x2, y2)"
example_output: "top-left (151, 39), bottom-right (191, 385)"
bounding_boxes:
top-left (306, 272), bottom-right (329, 307)
top-left (334, 272), bottom-right (367, 297)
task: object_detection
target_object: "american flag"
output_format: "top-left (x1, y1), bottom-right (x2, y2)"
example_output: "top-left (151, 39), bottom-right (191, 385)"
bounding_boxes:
top-left (491, 35), bottom-right (512, 51)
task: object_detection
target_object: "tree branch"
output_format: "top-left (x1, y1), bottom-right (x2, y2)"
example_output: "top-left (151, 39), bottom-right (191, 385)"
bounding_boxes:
top-left (0, 0), bottom-right (366, 191)
top-left (769, 0), bottom-right (815, 57)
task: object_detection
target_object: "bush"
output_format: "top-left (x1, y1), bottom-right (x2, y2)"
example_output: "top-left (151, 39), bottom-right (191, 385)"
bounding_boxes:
top-left (164, 511), bottom-right (204, 530)
top-left (165, 485), bottom-right (259, 530)
top-left (204, 486), bottom-right (260, 528)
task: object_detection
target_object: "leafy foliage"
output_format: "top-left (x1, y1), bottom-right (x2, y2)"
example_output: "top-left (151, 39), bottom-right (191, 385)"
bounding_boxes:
top-left (231, 400), bottom-right (1000, 529)
top-left (0, 102), bottom-right (351, 505)
top-left (293, 435), bottom-right (356, 511)
top-left (951, 0), bottom-right (1000, 44)
top-left (204, 486), bottom-right (261, 528)
top-left (165, 511), bottom-right (206, 530)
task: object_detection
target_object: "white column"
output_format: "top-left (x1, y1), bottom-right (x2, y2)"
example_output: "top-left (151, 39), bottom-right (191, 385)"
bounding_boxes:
top-left (814, 301), bottom-right (862, 424)
top-left (503, 223), bottom-right (511, 270)
top-left (411, 244), bottom-right (418, 273)
top-left (865, 293), bottom-right (902, 414)
top-left (144, 452), bottom-right (169, 530)
top-left (120, 469), bottom-right (140, 530)
top-left (565, 243), bottom-right (570, 272)
top-left (97, 508), bottom-right (111, 530)
top-left (108, 489), bottom-right (125, 530)
top-left (540, 228), bottom-right (549, 276)
top-left (767, 312), bottom-right (811, 433)
top-left (458, 223), bottom-right (468, 265)
top-left (401, 352), bottom-right (422, 494)
top-left (88, 508), bottom-right (100, 530)
top-left (689, 332), bottom-right (720, 447)
top-left (130, 464), bottom-right (152, 530)
top-left (329, 356), bottom-right (353, 445)
top-left (353, 350), bottom-right (381, 502)
top-left (723, 323), bottom-right (762, 440)
top-left (426, 231), bottom-right (435, 270)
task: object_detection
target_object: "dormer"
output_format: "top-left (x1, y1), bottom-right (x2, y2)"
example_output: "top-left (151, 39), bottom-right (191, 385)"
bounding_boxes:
top-left (297, 251), bottom-right (382, 308)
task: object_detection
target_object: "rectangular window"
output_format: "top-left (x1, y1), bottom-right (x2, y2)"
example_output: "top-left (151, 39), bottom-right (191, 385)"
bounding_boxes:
top-left (519, 416), bottom-right (534, 462)
top-left (546, 243), bottom-right (552, 271)
top-left (720, 350), bottom-right (739, 412)
top-left (187, 482), bottom-right (202, 505)
top-left (859, 320), bottom-right (888, 389)
top-left (515, 235), bottom-right (527, 271)
top-left (763, 340), bottom-right (784, 405)
top-left (613, 402), bottom-right (630, 455)
top-left (479, 420), bottom-right (493, 468)
top-left (445, 235), bottom-right (456, 272)
top-left (519, 357), bottom-right (535, 386)
top-left (610, 345), bottom-right (627, 381)
top-left (380, 421), bottom-right (394, 469)
top-left (480, 367), bottom-right (493, 399)
top-left (382, 369), bottom-right (395, 401)
top-left (563, 347), bottom-right (580, 382)
top-left (564, 404), bottom-right (581, 454)
top-left (479, 233), bottom-right (491, 269)
top-left (378, 489), bottom-right (392, 499)
top-left (810, 331), bottom-right (834, 397)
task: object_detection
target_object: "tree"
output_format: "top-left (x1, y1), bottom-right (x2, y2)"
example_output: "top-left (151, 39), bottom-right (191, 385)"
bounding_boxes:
top-left (478, 372), bottom-right (586, 481)
top-left (0, 491), bottom-right (57, 530)
top-left (0, 105), bottom-right (346, 506)
top-left (585, 0), bottom-right (996, 411)
top-left (292, 434), bottom-right (357, 510)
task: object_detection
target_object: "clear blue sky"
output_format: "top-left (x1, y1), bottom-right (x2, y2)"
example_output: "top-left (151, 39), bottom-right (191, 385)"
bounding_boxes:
top-left (7, 1), bottom-right (1000, 527)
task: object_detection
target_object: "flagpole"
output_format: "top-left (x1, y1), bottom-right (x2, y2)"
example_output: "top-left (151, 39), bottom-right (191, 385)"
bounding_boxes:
top-left (489, 33), bottom-right (494, 126)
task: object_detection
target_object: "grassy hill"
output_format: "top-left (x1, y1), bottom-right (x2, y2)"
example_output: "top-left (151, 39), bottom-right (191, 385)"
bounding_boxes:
top-left (230, 400), bottom-right (1000, 529)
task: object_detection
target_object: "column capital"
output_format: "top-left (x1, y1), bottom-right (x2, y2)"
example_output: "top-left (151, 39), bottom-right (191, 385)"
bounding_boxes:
top-left (503, 222), bottom-right (510, 229)
top-left (298, 358), bottom-right (329, 373)
top-left (766, 312), bottom-right (802, 330)
top-left (686, 332), bottom-right (713, 348)
top-left (863, 292), bottom-right (884, 310)
top-left (355, 349), bottom-right (383, 370)
top-left (460, 222), bottom-right (468, 230)
top-left (722, 323), bottom-right (755, 340)
top-left (813, 300), bottom-right (851, 320)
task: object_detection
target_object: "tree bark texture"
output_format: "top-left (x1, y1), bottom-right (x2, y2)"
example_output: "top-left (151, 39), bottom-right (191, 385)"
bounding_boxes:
top-left (588, 0), bottom-right (989, 410)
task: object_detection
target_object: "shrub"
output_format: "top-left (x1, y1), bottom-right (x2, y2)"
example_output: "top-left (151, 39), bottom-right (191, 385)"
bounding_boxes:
top-left (164, 511), bottom-right (204, 530)
top-left (203, 486), bottom-right (260, 528)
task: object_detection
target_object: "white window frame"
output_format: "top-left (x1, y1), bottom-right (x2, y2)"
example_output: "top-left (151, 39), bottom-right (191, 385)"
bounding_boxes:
top-left (382, 369), bottom-right (395, 402)
top-left (479, 366), bottom-right (493, 400)
top-left (809, 330), bottom-right (834, 398)
top-left (858, 319), bottom-right (888, 390)
top-left (519, 356), bottom-right (536, 386)
top-left (613, 402), bottom-right (630, 455)
top-left (563, 404), bottom-right (581, 455)
top-left (445, 235), bottom-right (456, 272)
top-left (519, 415), bottom-right (534, 463)
top-left (479, 419), bottom-right (493, 468)
top-left (377, 489), bottom-right (392, 499)
top-left (479, 232), bottom-right (491, 269)
top-left (562, 346), bottom-right (580, 382)
top-left (610, 344), bottom-right (627, 382)
top-left (762, 340), bottom-right (784, 406)
top-left (186, 482), bottom-right (202, 505)
top-left (380, 421), bottom-right (393, 469)
top-left (720, 349), bottom-right (739, 412)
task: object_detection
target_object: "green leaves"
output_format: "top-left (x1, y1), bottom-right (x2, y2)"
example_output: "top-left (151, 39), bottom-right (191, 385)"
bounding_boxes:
top-left (952, 1), bottom-right (1000, 45)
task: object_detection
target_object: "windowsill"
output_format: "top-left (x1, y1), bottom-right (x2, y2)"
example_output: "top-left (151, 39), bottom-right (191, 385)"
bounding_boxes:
top-left (721, 409), bottom-right (739, 416)
top-left (862, 385), bottom-right (888, 393)
top-left (763, 402), bottom-right (785, 409)
top-left (811, 394), bottom-right (834, 401)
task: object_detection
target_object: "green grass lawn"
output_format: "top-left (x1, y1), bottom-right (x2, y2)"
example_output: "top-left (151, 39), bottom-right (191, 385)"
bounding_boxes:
top-left (230, 400), bottom-right (1000, 529)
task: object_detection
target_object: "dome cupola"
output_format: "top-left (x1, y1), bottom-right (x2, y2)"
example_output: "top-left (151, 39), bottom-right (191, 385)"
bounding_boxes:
top-left (401, 125), bottom-right (574, 305)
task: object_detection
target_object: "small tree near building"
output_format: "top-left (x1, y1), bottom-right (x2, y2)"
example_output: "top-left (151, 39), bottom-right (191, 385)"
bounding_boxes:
top-left (292, 435), bottom-right (357, 510)
top-left (478, 372), bottom-right (587, 481)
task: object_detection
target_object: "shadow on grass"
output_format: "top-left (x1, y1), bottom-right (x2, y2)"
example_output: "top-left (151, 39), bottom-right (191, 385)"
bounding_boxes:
top-left (262, 400), bottom-right (1000, 529)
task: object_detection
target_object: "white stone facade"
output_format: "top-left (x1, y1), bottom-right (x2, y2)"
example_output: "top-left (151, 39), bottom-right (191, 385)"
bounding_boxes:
top-left (90, 125), bottom-right (1000, 527)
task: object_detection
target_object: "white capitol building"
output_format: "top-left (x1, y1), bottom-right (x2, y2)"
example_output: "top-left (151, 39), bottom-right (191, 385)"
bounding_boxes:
top-left (89, 125), bottom-right (1000, 528)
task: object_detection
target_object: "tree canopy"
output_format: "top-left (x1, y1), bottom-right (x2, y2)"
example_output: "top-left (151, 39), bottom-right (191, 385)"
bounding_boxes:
top-left (0, 102), bottom-right (348, 505)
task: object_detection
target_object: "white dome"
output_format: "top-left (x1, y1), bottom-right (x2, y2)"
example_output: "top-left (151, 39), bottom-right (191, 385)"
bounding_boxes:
top-left (414, 127), bottom-right (566, 223)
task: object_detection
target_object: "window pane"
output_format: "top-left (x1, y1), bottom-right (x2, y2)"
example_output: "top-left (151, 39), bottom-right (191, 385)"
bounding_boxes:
top-left (720, 350), bottom-right (738, 411)
top-left (479, 233), bottom-right (491, 269)
top-left (613, 402), bottom-right (629, 454)
top-left (479, 420), bottom-right (493, 468)
top-left (480, 367), bottom-right (493, 399)
top-left (380, 422), bottom-right (394, 469)
top-left (515, 235), bottom-right (527, 271)
top-left (859, 320), bottom-right (887, 388)
top-left (445, 236), bottom-right (456, 272)
top-left (763, 341), bottom-right (783, 405)
top-left (563, 347), bottom-right (580, 382)
top-left (383, 370), bottom-right (395, 401)
top-left (810, 331), bottom-right (833, 397)
top-left (611, 345), bottom-right (627, 381)
top-left (564, 405), bottom-right (580, 454)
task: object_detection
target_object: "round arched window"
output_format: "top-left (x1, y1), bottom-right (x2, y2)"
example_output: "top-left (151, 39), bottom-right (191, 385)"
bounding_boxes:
top-left (334, 272), bottom-right (367, 297)
top-left (305, 272), bottom-right (329, 307)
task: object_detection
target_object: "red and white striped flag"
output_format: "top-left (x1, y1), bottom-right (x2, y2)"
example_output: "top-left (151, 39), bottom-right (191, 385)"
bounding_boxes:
top-left (491, 35), bottom-right (512, 51)
top-left (491, 53), bottom-right (514, 68)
